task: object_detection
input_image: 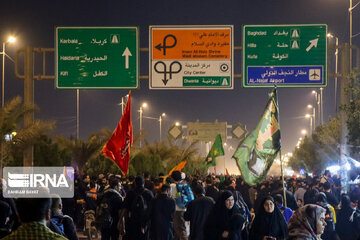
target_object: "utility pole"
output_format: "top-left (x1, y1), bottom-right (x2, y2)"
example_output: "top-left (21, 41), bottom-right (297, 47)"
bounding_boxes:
top-left (139, 106), bottom-right (143, 148)
top-left (339, 43), bottom-right (350, 193)
top-left (159, 115), bottom-right (163, 142)
top-left (23, 46), bottom-right (34, 167)
top-left (76, 89), bottom-right (79, 140)
top-left (15, 47), bottom-right (55, 167)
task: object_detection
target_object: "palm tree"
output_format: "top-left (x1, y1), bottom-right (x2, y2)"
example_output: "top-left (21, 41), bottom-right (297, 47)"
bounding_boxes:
top-left (55, 128), bottom-right (110, 177)
top-left (0, 96), bottom-right (54, 167)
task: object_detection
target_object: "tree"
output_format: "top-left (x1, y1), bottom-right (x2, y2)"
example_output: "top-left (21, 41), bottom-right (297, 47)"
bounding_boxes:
top-left (85, 154), bottom-right (122, 177)
top-left (55, 129), bottom-right (109, 177)
top-left (128, 138), bottom-right (207, 177)
top-left (342, 69), bottom-right (360, 158)
top-left (0, 96), bottom-right (55, 166)
top-left (7, 134), bottom-right (70, 167)
top-left (289, 117), bottom-right (340, 173)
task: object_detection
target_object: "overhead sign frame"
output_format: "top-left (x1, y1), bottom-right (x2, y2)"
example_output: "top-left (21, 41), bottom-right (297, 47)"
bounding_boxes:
top-left (242, 24), bottom-right (327, 88)
top-left (149, 25), bottom-right (234, 90)
top-left (56, 26), bottom-right (139, 89)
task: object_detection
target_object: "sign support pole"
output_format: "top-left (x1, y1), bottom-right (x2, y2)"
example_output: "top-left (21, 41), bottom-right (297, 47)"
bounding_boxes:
top-left (339, 43), bottom-right (350, 194)
top-left (23, 46), bottom-right (34, 167)
top-left (76, 89), bottom-right (79, 139)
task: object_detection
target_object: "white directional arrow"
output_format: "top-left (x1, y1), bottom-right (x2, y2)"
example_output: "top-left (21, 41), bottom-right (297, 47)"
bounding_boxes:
top-left (122, 47), bottom-right (132, 69)
top-left (306, 38), bottom-right (319, 52)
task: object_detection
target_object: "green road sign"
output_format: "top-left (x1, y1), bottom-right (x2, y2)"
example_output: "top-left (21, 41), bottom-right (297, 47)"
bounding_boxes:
top-left (56, 27), bottom-right (139, 89)
top-left (242, 24), bottom-right (327, 88)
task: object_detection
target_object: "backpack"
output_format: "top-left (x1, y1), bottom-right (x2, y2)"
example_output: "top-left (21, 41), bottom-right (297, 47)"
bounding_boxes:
top-left (130, 190), bottom-right (148, 223)
top-left (50, 216), bottom-right (64, 234)
top-left (175, 183), bottom-right (194, 209)
top-left (320, 203), bottom-right (335, 232)
top-left (95, 189), bottom-right (121, 229)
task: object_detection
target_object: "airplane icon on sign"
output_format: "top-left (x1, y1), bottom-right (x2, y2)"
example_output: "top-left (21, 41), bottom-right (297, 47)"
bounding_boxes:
top-left (309, 69), bottom-right (320, 81)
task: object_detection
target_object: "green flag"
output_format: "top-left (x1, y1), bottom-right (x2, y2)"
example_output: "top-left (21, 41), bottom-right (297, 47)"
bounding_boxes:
top-left (232, 89), bottom-right (281, 186)
top-left (205, 134), bottom-right (225, 166)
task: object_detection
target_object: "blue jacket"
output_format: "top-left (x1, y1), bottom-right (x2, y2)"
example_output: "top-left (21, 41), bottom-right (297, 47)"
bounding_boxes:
top-left (277, 205), bottom-right (293, 223)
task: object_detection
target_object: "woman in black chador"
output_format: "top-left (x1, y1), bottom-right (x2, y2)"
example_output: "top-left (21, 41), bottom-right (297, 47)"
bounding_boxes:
top-left (205, 190), bottom-right (247, 240)
top-left (249, 195), bottom-right (288, 240)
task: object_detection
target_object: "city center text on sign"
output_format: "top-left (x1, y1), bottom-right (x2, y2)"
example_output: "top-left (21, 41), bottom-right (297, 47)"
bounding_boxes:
top-left (242, 24), bottom-right (327, 88)
top-left (150, 25), bottom-right (234, 89)
top-left (56, 27), bottom-right (139, 89)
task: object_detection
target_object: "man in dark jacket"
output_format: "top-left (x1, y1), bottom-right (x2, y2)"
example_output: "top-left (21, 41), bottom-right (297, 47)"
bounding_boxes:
top-left (50, 194), bottom-right (78, 240)
top-left (304, 182), bottom-right (320, 205)
top-left (120, 176), bottom-right (154, 240)
top-left (323, 182), bottom-right (339, 208)
top-left (98, 176), bottom-right (123, 240)
top-left (185, 184), bottom-right (215, 240)
top-left (150, 184), bottom-right (175, 240)
top-left (271, 181), bottom-right (299, 211)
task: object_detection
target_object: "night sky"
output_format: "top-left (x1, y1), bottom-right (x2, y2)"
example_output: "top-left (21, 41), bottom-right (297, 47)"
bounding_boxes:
top-left (0, 0), bottom-right (358, 170)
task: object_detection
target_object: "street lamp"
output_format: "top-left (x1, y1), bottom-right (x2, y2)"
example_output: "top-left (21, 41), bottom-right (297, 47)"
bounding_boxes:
top-left (327, 33), bottom-right (339, 113)
top-left (305, 114), bottom-right (313, 134)
top-left (1, 36), bottom-right (16, 108)
top-left (301, 129), bottom-right (307, 136)
top-left (159, 113), bottom-right (166, 141)
top-left (312, 90), bottom-right (322, 125)
top-left (117, 94), bottom-right (129, 114)
top-left (307, 104), bottom-right (316, 130)
top-left (175, 121), bottom-right (180, 126)
top-left (139, 102), bottom-right (147, 147)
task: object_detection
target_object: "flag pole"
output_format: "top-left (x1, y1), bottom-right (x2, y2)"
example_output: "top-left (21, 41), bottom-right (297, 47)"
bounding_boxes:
top-left (280, 150), bottom-right (287, 208)
top-left (274, 86), bottom-right (287, 208)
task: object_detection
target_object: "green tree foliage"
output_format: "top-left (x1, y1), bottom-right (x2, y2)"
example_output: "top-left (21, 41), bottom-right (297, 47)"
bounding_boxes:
top-left (0, 96), bottom-right (55, 166)
top-left (289, 117), bottom-right (340, 173)
top-left (85, 155), bottom-right (122, 177)
top-left (55, 129), bottom-right (108, 176)
top-left (342, 69), bottom-right (360, 157)
top-left (128, 138), bottom-right (207, 177)
top-left (7, 135), bottom-right (70, 167)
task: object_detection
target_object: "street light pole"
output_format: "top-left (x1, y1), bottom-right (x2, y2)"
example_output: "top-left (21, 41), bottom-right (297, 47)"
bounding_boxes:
top-left (305, 114), bottom-right (313, 134)
top-left (118, 94), bottom-right (129, 114)
top-left (159, 113), bottom-right (165, 142)
top-left (307, 105), bottom-right (316, 130)
top-left (335, 37), bottom-right (339, 113)
top-left (139, 103), bottom-right (147, 148)
top-left (312, 91), bottom-right (321, 126)
top-left (1, 42), bottom-right (5, 108)
top-left (139, 106), bottom-right (143, 148)
top-left (1, 36), bottom-right (16, 108)
top-left (159, 115), bottom-right (162, 142)
top-left (327, 33), bottom-right (339, 113)
top-left (312, 108), bottom-right (315, 130)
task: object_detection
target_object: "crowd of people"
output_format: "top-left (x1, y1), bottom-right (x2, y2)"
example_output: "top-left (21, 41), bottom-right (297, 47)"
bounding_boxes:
top-left (1, 169), bottom-right (360, 240)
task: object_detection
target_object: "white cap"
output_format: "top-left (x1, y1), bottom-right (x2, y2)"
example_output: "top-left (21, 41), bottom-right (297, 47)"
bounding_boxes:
top-left (181, 172), bottom-right (186, 180)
